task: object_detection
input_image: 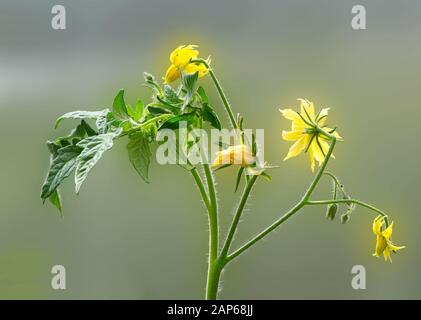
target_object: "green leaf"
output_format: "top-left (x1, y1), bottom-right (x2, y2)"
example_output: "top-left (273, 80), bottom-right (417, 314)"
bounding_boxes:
top-left (158, 112), bottom-right (197, 130)
top-left (96, 110), bottom-right (113, 134)
top-left (41, 145), bottom-right (83, 199)
top-left (112, 89), bottom-right (129, 119)
top-left (46, 140), bottom-right (61, 156)
top-left (80, 120), bottom-right (97, 136)
top-left (127, 131), bottom-right (152, 183)
top-left (197, 86), bottom-right (221, 129)
top-left (181, 71), bottom-right (199, 109)
top-left (197, 86), bottom-right (208, 104)
top-left (49, 189), bottom-right (62, 213)
top-left (74, 130), bottom-right (121, 193)
top-left (164, 85), bottom-right (183, 104)
top-left (127, 99), bottom-right (144, 122)
top-left (202, 104), bottom-right (221, 130)
top-left (147, 105), bottom-right (172, 115)
top-left (234, 167), bottom-right (244, 192)
top-left (55, 110), bottom-right (109, 129)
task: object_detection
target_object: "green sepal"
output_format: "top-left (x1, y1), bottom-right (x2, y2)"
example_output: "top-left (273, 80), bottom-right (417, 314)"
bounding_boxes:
top-left (234, 167), bottom-right (244, 192)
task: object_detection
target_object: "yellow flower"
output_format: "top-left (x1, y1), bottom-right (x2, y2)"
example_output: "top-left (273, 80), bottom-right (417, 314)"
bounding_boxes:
top-left (280, 98), bottom-right (342, 172)
top-left (372, 215), bottom-right (405, 262)
top-left (164, 45), bottom-right (209, 83)
top-left (211, 145), bottom-right (255, 169)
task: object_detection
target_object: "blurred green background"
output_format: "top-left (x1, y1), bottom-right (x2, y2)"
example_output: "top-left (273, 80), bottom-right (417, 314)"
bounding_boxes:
top-left (0, 0), bottom-right (419, 299)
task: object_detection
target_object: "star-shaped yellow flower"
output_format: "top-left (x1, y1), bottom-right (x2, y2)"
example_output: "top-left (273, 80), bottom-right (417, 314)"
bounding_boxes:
top-left (372, 215), bottom-right (405, 262)
top-left (280, 98), bottom-right (342, 172)
top-left (164, 45), bottom-right (209, 83)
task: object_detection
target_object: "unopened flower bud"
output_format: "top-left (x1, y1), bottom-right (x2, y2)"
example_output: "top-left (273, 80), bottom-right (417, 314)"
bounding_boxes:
top-left (341, 213), bottom-right (350, 224)
top-left (326, 203), bottom-right (338, 220)
top-left (144, 72), bottom-right (155, 82)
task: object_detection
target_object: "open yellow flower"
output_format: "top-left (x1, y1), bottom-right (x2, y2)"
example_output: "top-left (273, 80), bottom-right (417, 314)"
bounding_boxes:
top-left (211, 145), bottom-right (255, 169)
top-left (280, 98), bottom-right (342, 172)
top-left (164, 45), bottom-right (209, 83)
top-left (372, 215), bottom-right (405, 262)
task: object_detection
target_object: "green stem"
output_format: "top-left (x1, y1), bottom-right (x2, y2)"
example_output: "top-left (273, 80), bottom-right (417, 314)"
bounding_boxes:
top-left (220, 175), bottom-right (258, 260)
top-left (226, 134), bottom-right (336, 263)
top-left (206, 174), bottom-right (258, 299)
top-left (119, 114), bottom-right (171, 137)
top-left (306, 199), bottom-right (389, 223)
top-left (205, 259), bottom-right (223, 300)
top-left (192, 58), bottom-right (238, 129)
top-left (191, 167), bottom-right (210, 211)
top-left (202, 163), bottom-right (219, 299)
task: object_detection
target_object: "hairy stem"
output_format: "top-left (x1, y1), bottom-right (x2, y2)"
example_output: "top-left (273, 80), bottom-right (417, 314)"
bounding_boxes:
top-left (306, 199), bottom-right (389, 224)
top-left (220, 175), bottom-right (258, 259)
top-left (202, 163), bottom-right (219, 299)
top-left (192, 58), bottom-right (238, 129)
top-left (191, 167), bottom-right (210, 211)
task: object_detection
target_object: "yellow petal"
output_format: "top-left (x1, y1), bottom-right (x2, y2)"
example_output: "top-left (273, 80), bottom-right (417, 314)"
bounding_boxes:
top-left (310, 139), bottom-right (324, 164)
top-left (317, 108), bottom-right (330, 126)
top-left (282, 130), bottom-right (304, 141)
top-left (183, 62), bottom-right (208, 78)
top-left (388, 242), bottom-right (405, 252)
top-left (231, 145), bottom-right (255, 166)
top-left (298, 98), bottom-right (315, 122)
top-left (211, 145), bottom-right (255, 168)
top-left (170, 45), bottom-right (199, 67)
top-left (284, 135), bottom-right (309, 160)
top-left (381, 221), bottom-right (393, 239)
top-left (164, 64), bottom-right (180, 83)
top-left (383, 247), bottom-right (392, 262)
top-left (279, 108), bottom-right (301, 122)
top-left (372, 215), bottom-right (384, 235)
top-left (374, 235), bottom-right (388, 257)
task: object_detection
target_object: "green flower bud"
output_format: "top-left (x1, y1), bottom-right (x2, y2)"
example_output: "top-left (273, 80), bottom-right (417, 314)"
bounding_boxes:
top-left (143, 72), bottom-right (155, 82)
top-left (341, 213), bottom-right (350, 224)
top-left (326, 203), bottom-right (338, 220)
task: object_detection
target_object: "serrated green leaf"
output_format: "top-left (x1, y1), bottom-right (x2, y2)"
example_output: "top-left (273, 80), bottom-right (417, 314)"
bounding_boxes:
top-left (158, 112), bottom-right (197, 130)
top-left (96, 110), bottom-right (113, 134)
top-left (80, 120), bottom-right (97, 136)
top-left (46, 140), bottom-right (61, 156)
top-left (127, 131), bottom-right (152, 183)
top-left (41, 145), bottom-right (83, 199)
top-left (197, 86), bottom-right (208, 104)
top-left (49, 189), bottom-right (62, 213)
top-left (203, 104), bottom-right (222, 130)
top-left (127, 99), bottom-right (144, 122)
top-left (55, 110), bottom-right (109, 129)
top-left (164, 85), bottom-right (183, 104)
top-left (147, 105), bottom-right (172, 115)
top-left (112, 89), bottom-right (129, 119)
top-left (74, 130), bottom-right (121, 193)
